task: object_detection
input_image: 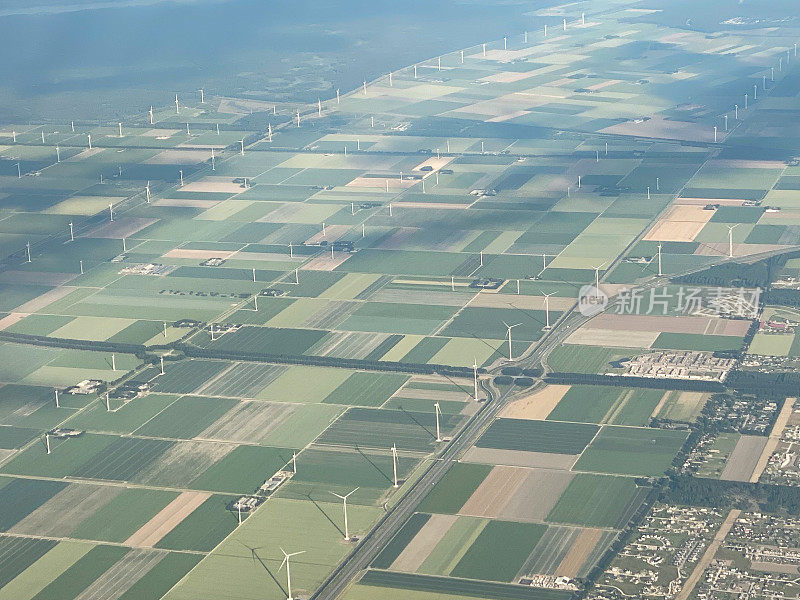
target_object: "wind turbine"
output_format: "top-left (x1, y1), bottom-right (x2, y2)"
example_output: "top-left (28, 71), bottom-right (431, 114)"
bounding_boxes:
top-left (391, 444), bottom-right (400, 488)
top-left (330, 487), bottom-right (359, 540)
top-left (502, 321), bottom-right (521, 360)
top-left (434, 402), bottom-right (442, 442)
top-left (591, 263), bottom-right (606, 290)
top-left (657, 243), bottom-right (663, 276)
top-left (279, 548), bottom-right (305, 600)
top-left (542, 292), bottom-right (554, 330)
top-left (473, 358), bottom-right (479, 401)
top-left (175, 94), bottom-right (180, 114)
top-left (727, 225), bottom-right (739, 258)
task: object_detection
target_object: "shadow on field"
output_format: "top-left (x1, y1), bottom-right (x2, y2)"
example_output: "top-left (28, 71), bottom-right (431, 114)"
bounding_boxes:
top-left (237, 541), bottom-right (286, 596)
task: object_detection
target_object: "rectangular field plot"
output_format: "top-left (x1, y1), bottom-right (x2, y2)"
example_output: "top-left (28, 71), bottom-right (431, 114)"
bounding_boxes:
top-left (189, 444), bottom-right (295, 494)
top-left (573, 426), bottom-right (687, 477)
top-left (134, 395), bottom-right (238, 439)
top-left (0, 478), bottom-right (68, 531)
top-left (0, 384), bottom-right (68, 429)
top-left (70, 488), bottom-right (179, 542)
top-left (150, 360), bottom-right (230, 394)
top-left (64, 393), bottom-right (178, 434)
top-left (417, 462), bottom-right (493, 515)
top-left (546, 474), bottom-right (649, 529)
top-left (451, 520), bottom-right (547, 582)
top-left (276, 447), bottom-right (419, 506)
top-left (441, 307), bottom-right (551, 344)
top-left (0, 433), bottom-right (118, 479)
top-left (547, 386), bottom-right (665, 427)
top-left (476, 419), bottom-right (598, 455)
top-left (195, 362), bottom-right (287, 398)
top-left (321, 373), bottom-right (409, 406)
top-left (340, 302), bottom-right (456, 335)
top-left (520, 526), bottom-right (616, 580)
top-left (27, 544), bottom-right (129, 600)
top-left (197, 326), bottom-right (327, 356)
top-left (652, 332), bottom-right (744, 352)
top-left (154, 494), bottom-right (237, 551)
top-left (355, 571), bottom-right (573, 600)
top-left (316, 407), bottom-right (463, 452)
top-left (373, 513), bottom-right (432, 569)
top-left (161, 497), bottom-right (382, 600)
top-left (256, 366), bottom-right (351, 403)
top-left (71, 437), bottom-right (175, 481)
top-left (0, 536), bottom-right (57, 589)
top-left (113, 552), bottom-right (202, 600)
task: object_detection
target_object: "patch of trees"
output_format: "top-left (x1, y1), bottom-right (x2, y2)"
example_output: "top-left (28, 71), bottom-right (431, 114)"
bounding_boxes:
top-left (764, 288), bottom-right (800, 308)
top-left (545, 372), bottom-right (724, 392)
top-left (727, 370), bottom-right (800, 397)
top-left (663, 476), bottom-right (800, 516)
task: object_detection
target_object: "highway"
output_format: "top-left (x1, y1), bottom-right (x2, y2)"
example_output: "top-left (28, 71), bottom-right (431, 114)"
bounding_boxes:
top-left (311, 242), bottom-right (799, 600)
top-left (311, 304), bottom-right (573, 600)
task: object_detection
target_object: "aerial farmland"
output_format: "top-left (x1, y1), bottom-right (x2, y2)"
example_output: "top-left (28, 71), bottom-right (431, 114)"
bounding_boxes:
top-left (2, 1), bottom-right (800, 600)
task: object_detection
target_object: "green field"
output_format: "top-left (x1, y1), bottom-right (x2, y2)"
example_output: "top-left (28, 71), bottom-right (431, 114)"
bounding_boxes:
top-left (0, 6), bottom-right (796, 599)
top-left (451, 520), bottom-right (547, 582)
top-left (373, 513), bottom-right (431, 568)
top-left (546, 474), bottom-right (646, 528)
top-left (276, 447), bottom-right (418, 505)
top-left (574, 426), bottom-right (688, 477)
top-left (134, 395), bottom-right (237, 438)
top-left (356, 571), bottom-right (573, 600)
top-left (70, 488), bottom-right (178, 542)
top-left (155, 495), bottom-right (237, 551)
top-left (417, 463), bottom-right (493, 514)
top-left (652, 333), bottom-right (744, 352)
top-left (476, 419), bottom-right (599, 454)
top-left (317, 407), bottom-right (462, 452)
top-left (322, 373), bottom-right (409, 407)
top-left (189, 445), bottom-right (295, 493)
top-left (547, 386), bottom-right (622, 424)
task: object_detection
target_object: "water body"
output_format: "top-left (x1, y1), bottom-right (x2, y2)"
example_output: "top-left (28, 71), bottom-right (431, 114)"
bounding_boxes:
top-left (0, 0), bottom-right (559, 122)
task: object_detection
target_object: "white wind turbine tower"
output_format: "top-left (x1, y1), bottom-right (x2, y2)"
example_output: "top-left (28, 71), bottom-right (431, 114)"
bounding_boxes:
top-left (502, 321), bottom-right (521, 360)
top-left (657, 243), bottom-right (663, 276)
top-left (175, 94), bottom-right (180, 114)
top-left (473, 358), bottom-right (479, 401)
top-left (542, 292), bottom-right (554, 330)
top-left (591, 263), bottom-right (606, 291)
top-left (279, 548), bottom-right (305, 600)
top-left (727, 225), bottom-right (739, 258)
top-left (330, 487), bottom-right (359, 540)
top-left (391, 444), bottom-right (400, 487)
top-left (434, 402), bottom-right (442, 442)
